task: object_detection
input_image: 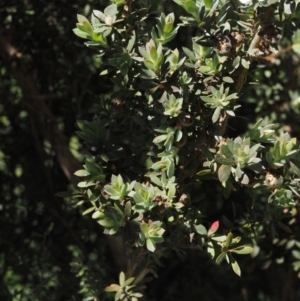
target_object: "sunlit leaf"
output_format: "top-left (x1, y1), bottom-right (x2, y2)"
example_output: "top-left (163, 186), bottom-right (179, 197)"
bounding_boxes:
top-left (119, 271), bottom-right (125, 286)
top-left (82, 207), bottom-right (95, 216)
top-left (230, 255), bottom-right (241, 277)
top-left (146, 238), bottom-right (156, 252)
top-left (104, 284), bottom-right (120, 292)
top-left (218, 164), bottom-right (231, 182)
top-left (74, 169), bottom-right (90, 177)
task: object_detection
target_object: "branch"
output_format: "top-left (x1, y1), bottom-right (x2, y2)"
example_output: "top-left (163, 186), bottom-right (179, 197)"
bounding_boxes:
top-left (234, 4), bottom-right (276, 92)
top-left (209, 5), bottom-right (278, 141)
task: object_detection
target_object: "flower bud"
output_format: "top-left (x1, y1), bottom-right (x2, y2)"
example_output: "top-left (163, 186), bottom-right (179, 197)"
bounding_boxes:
top-left (105, 16), bottom-right (114, 26)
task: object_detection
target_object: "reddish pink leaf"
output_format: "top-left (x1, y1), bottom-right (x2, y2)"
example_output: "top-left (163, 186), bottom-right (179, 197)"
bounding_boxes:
top-left (208, 221), bottom-right (219, 236)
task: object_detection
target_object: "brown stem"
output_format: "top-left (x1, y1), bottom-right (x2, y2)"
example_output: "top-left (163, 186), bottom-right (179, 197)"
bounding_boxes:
top-left (212, 5), bottom-right (277, 140)
top-left (234, 5), bottom-right (276, 92)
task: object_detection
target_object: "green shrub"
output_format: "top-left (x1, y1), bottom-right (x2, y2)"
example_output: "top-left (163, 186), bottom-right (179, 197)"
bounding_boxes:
top-left (72, 0), bottom-right (300, 299)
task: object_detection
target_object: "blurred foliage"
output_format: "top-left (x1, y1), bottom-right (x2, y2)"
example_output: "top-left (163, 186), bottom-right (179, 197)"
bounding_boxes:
top-left (0, 0), bottom-right (113, 300)
top-left (1, 0), bottom-right (300, 300)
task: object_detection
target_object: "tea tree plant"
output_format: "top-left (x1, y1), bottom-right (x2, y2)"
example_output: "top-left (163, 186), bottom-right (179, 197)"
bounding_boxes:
top-left (71, 0), bottom-right (300, 298)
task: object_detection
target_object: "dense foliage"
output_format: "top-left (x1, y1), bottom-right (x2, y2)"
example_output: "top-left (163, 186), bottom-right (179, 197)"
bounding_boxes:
top-left (70, 0), bottom-right (300, 299)
top-left (1, 0), bottom-right (300, 300)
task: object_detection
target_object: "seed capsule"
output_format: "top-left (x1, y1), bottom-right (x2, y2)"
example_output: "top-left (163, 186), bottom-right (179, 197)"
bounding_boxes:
top-left (215, 35), bottom-right (232, 55)
top-left (265, 172), bottom-right (283, 189)
top-left (230, 31), bottom-right (245, 47)
top-left (260, 23), bottom-right (282, 44)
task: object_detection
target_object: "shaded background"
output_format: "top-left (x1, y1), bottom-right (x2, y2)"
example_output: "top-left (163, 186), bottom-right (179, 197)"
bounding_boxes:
top-left (1, 1), bottom-right (300, 300)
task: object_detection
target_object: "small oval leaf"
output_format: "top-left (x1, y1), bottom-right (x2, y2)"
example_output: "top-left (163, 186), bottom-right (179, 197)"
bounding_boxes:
top-left (218, 164), bottom-right (231, 182)
top-left (208, 221), bottom-right (219, 236)
top-left (194, 224), bottom-right (207, 235)
top-left (74, 169), bottom-right (90, 177)
top-left (223, 76), bottom-right (234, 83)
top-left (231, 258), bottom-right (241, 277)
top-left (241, 58), bottom-right (250, 69)
top-left (104, 284), bottom-right (120, 292)
top-left (82, 207), bottom-right (95, 216)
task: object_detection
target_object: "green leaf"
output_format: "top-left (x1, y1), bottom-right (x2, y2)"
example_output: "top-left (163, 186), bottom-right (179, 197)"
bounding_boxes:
top-left (215, 154), bottom-right (234, 165)
top-left (241, 58), bottom-right (250, 69)
top-left (115, 289), bottom-right (122, 300)
top-left (207, 241), bottom-right (215, 258)
top-left (212, 106), bottom-right (222, 123)
top-left (292, 43), bottom-right (300, 55)
top-left (203, 0), bottom-right (213, 9)
top-left (225, 232), bottom-right (233, 248)
top-left (124, 277), bottom-right (135, 286)
top-left (185, 1), bottom-right (198, 15)
top-left (92, 32), bottom-right (108, 46)
top-left (104, 284), bottom-right (120, 292)
top-left (77, 14), bottom-right (91, 25)
top-left (194, 224), bottom-right (207, 235)
top-left (74, 169), bottom-right (90, 177)
top-left (146, 238), bottom-right (156, 252)
top-left (167, 159), bottom-right (175, 177)
top-left (85, 160), bottom-right (101, 175)
top-left (78, 181), bottom-right (96, 188)
top-left (292, 250), bottom-right (300, 260)
top-left (223, 76), bottom-right (234, 83)
top-left (151, 159), bottom-right (168, 170)
top-left (199, 65), bottom-right (212, 73)
top-left (82, 207), bottom-right (95, 216)
top-left (92, 211), bottom-right (102, 219)
top-left (132, 292), bottom-right (143, 298)
top-left (207, 0), bottom-right (219, 16)
top-left (104, 4), bottom-right (118, 16)
top-left (119, 271), bottom-right (125, 286)
top-left (73, 28), bottom-right (91, 39)
top-left (149, 175), bottom-right (162, 187)
top-left (182, 47), bottom-right (196, 60)
top-left (230, 245), bottom-right (253, 254)
top-left (230, 255), bottom-right (241, 277)
top-left (218, 164), bottom-right (231, 182)
top-left (232, 56), bottom-right (240, 69)
top-left (127, 31), bottom-right (136, 53)
top-left (216, 252), bottom-right (226, 264)
top-left (196, 169), bottom-right (212, 177)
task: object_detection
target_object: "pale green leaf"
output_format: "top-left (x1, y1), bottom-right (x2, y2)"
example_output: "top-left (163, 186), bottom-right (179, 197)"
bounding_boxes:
top-left (231, 258), bottom-right (241, 276)
top-left (82, 207), bottom-right (95, 216)
top-left (216, 252), bottom-right (226, 264)
top-left (146, 238), bottom-right (156, 252)
top-left (104, 284), bottom-right (120, 292)
top-left (74, 169), bottom-right (90, 177)
top-left (241, 58), bottom-right (250, 69)
top-left (119, 271), bottom-right (125, 286)
top-left (230, 245), bottom-right (253, 254)
top-left (218, 164), bottom-right (231, 182)
top-left (194, 224), bottom-right (207, 235)
top-left (223, 76), bottom-right (234, 83)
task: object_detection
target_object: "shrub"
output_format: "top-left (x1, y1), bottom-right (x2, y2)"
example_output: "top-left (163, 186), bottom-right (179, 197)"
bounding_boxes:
top-left (71, 0), bottom-right (300, 299)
